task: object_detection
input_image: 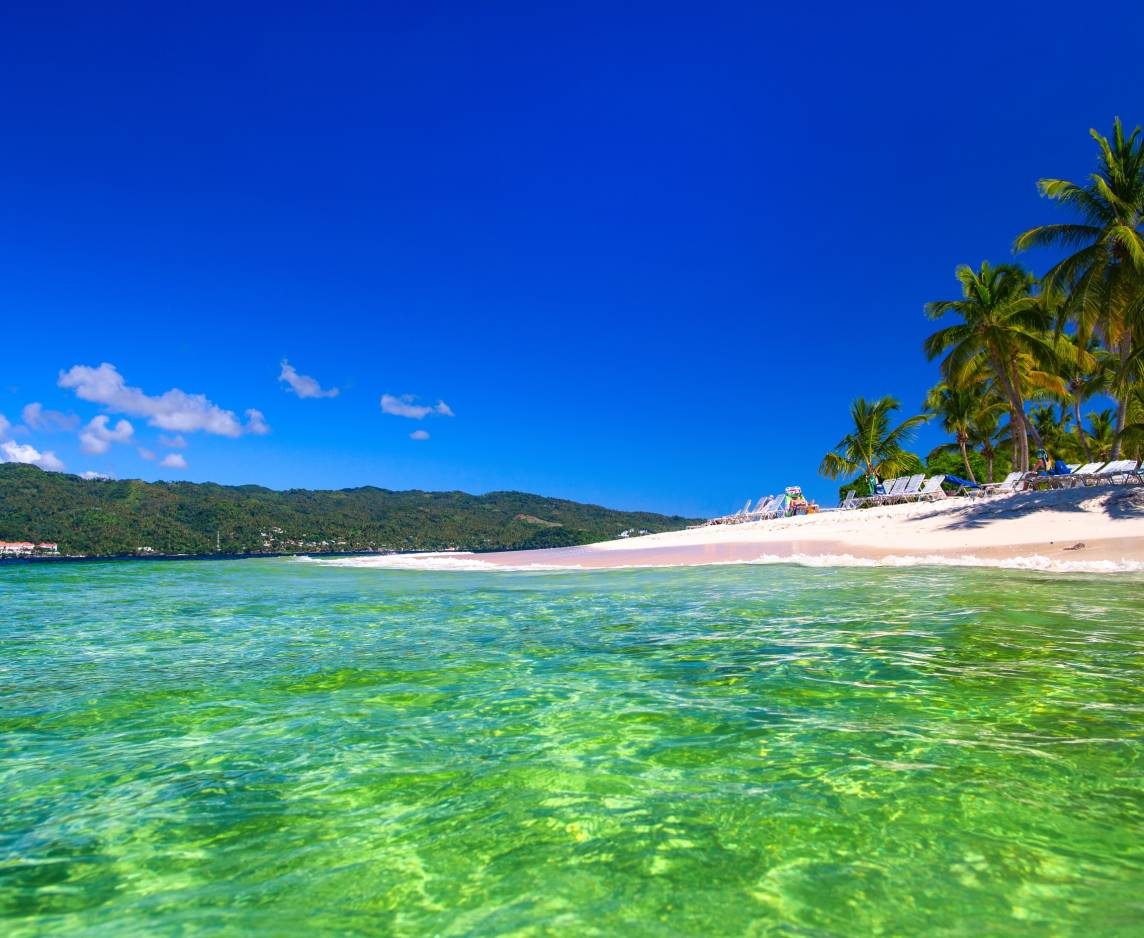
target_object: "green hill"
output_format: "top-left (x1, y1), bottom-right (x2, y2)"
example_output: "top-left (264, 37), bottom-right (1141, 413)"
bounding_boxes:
top-left (0, 464), bottom-right (696, 557)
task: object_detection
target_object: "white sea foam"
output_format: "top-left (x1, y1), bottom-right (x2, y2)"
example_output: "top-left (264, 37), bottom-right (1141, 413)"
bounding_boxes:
top-left (294, 553), bottom-right (579, 572)
top-left (295, 551), bottom-right (1144, 575)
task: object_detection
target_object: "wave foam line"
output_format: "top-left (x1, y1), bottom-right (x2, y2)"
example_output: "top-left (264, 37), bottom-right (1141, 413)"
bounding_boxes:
top-left (295, 551), bottom-right (1144, 575)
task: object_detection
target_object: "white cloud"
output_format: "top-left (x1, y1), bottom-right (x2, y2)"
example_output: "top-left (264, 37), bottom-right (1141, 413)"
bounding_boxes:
top-left (79, 415), bottom-right (135, 454)
top-left (58, 363), bottom-right (269, 436)
top-left (138, 447), bottom-right (156, 461)
top-left (245, 408), bottom-right (270, 435)
top-left (81, 470), bottom-right (112, 480)
top-left (1, 440), bottom-right (65, 471)
top-left (160, 453), bottom-right (187, 469)
top-left (279, 360), bottom-right (339, 399)
top-left (410, 429), bottom-right (430, 440)
top-left (380, 394), bottom-right (455, 420)
top-left (0, 413), bottom-right (9, 439)
top-left (159, 434), bottom-right (187, 448)
top-left (22, 402), bottom-right (80, 432)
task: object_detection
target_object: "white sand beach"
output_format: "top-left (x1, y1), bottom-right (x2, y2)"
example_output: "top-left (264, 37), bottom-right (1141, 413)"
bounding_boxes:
top-left (319, 486), bottom-right (1144, 573)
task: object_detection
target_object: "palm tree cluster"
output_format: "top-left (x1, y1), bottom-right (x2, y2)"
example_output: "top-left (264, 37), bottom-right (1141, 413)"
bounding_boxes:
top-left (824, 118), bottom-right (1144, 491)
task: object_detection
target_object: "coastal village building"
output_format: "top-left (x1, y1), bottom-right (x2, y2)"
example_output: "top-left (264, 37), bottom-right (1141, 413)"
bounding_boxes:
top-left (0, 541), bottom-right (59, 556)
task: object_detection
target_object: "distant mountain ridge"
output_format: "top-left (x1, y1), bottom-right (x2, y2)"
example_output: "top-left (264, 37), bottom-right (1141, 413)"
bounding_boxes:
top-left (0, 464), bottom-right (697, 557)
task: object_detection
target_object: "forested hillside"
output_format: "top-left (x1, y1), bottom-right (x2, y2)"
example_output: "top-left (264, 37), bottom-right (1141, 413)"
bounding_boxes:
top-left (0, 464), bottom-right (696, 556)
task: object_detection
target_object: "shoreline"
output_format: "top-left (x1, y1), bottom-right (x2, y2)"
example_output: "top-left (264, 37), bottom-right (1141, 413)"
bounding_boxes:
top-left (313, 486), bottom-right (1144, 573)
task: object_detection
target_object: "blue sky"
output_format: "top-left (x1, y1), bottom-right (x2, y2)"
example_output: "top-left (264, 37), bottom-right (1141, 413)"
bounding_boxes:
top-left (2, 1), bottom-right (1141, 517)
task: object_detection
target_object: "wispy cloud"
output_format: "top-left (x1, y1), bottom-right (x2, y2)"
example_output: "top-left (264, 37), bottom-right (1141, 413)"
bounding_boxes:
top-left (59, 363), bottom-right (270, 436)
top-left (22, 402), bottom-right (80, 432)
top-left (1, 440), bottom-right (65, 471)
top-left (160, 453), bottom-right (187, 469)
top-left (81, 470), bottom-right (112, 480)
top-left (410, 429), bottom-right (430, 440)
top-left (79, 415), bottom-right (134, 454)
top-left (380, 394), bottom-right (454, 420)
top-left (159, 434), bottom-right (187, 448)
top-left (279, 360), bottom-right (339, 399)
top-left (245, 409), bottom-right (270, 435)
top-left (0, 414), bottom-right (9, 439)
top-left (138, 447), bottom-right (156, 461)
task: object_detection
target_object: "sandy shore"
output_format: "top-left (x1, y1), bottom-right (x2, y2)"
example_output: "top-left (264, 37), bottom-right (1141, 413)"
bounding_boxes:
top-left (458, 486), bottom-right (1144, 572)
top-left (303, 485), bottom-right (1144, 573)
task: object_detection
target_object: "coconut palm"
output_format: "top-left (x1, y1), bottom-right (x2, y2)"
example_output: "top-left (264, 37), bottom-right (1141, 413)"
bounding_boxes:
top-left (820, 396), bottom-right (929, 494)
top-left (924, 262), bottom-right (1055, 471)
top-left (967, 400), bottom-right (1008, 483)
top-left (1086, 409), bottom-right (1116, 460)
top-left (1046, 333), bottom-right (1108, 462)
top-left (924, 382), bottom-right (982, 483)
top-left (1015, 117), bottom-right (1144, 458)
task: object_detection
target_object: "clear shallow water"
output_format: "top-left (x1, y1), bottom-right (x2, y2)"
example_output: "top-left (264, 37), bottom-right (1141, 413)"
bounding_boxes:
top-left (2, 560), bottom-right (1143, 936)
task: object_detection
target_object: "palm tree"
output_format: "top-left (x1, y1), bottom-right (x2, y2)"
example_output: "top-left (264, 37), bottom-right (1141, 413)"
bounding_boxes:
top-left (924, 262), bottom-right (1055, 471)
top-left (1015, 117), bottom-right (1144, 458)
top-left (967, 401), bottom-right (1008, 483)
top-left (820, 396), bottom-right (929, 494)
top-left (924, 382), bottom-right (981, 483)
top-left (1086, 409), bottom-right (1116, 460)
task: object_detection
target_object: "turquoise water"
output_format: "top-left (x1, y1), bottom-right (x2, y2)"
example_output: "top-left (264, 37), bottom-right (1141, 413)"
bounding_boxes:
top-left (2, 559), bottom-right (1143, 936)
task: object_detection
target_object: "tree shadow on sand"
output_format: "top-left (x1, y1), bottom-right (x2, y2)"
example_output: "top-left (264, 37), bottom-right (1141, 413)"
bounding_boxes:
top-left (904, 485), bottom-right (1144, 531)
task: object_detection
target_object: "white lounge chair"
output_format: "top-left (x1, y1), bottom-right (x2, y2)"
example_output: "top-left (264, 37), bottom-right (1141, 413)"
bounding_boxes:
top-left (978, 471), bottom-right (1027, 496)
top-left (915, 475), bottom-right (947, 501)
top-left (1092, 460), bottom-right (1138, 485)
top-left (1055, 461), bottom-right (1104, 488)
top-left (895, 474), bottom-right (925, 503)
top-left (838, 490), bottom-right (859, 510)
top-left (746, 496), bottom-right (775, 521)
top-left (856, 478), bottom-right (895, 507)
top-left (881, 477), bottom-right (910, 504)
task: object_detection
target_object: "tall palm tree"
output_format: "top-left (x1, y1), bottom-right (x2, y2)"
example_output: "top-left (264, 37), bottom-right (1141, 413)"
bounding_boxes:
top-left (1046, 333), bottom-right (1108, 462)
top-left (924, 382), bottom-right (981, 483)
top-left (1015, 117), bottom-right (1144, 458)
top-left (924, 262), bottom-right (1055, 471)
top-left (820, 396), bottom-right (929, 494)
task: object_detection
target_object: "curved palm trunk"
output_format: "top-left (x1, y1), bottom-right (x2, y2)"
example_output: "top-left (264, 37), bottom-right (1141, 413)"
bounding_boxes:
top-left (1072, 396), bottom-right (1092, 462)
top-left (958, 433), bottom-right (977, 485)
top-left (1008, 407), bottom-right (1020, 468)
top-left (991, 351), bottom-right (1030, 471)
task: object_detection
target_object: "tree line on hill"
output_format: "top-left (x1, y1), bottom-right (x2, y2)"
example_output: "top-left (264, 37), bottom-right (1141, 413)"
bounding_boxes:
top-left (823, 118), bottom-right (1144, 496)
top-left (0, 463), bottom-right (697, 557)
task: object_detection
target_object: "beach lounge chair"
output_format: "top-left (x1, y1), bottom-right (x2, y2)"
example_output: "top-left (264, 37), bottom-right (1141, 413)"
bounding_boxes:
top-left (916, 475), bottom-right (947, 501)
top-left (746, 496), bottom-right (774, 521)
top-left (1055, 461), bottom-right (1104, 488)
top-left (978, 471), bottom-right (1027, 496)
top-left (944, 475), bottom-right (979, 496)
top-left (1092, 460), bottom-right (1138, 485)
top-left (855, 477), bottom-right (895, 507)
top-left (730, 499), bottom-right (752, 522)
top-left (895, 474), bottom-right (925, 502)
top-left (838, 490), bottom-right (859, 510)
top-left (879, 477), bottom-right (910, 504)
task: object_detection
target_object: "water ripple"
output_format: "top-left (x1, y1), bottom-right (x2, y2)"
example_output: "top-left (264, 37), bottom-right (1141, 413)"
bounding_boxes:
top-left (1, 560), bottom-right (1142, 935)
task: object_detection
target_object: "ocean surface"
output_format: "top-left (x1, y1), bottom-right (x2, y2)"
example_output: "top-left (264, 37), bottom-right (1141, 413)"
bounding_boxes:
top-left (2, 558), bottom-right (1142, 936)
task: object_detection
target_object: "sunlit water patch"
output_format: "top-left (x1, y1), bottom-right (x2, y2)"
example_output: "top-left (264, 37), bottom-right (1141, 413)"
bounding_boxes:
top-left (2, 559), bottom-right (1143, 935)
